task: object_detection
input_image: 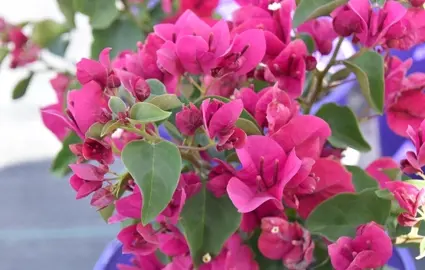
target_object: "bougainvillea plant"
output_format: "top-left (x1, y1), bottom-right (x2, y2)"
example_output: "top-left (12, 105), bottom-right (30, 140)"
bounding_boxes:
top-left (5, 0), bottom-right (425, 269)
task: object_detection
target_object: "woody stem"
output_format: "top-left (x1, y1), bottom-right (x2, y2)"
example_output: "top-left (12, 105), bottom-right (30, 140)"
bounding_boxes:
top-left (304, 37), bottom-right (344, 114)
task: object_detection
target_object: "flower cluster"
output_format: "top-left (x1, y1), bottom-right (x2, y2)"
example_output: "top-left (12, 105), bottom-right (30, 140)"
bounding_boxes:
top-left (0, 17), bottom-right (39, 68)
top-left (37, 0), bottom-right (425, 269)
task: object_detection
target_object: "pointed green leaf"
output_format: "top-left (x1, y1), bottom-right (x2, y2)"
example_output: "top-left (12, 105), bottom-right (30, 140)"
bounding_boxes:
top-left (99, 204), bottom-right (115, 222)
top-left (91, 17), bottom-right (142, 58)
top-left (343, 51), bottom-right (384, 113)
top-left (32, 20), bottom-right (69, 47)
top-left (0, 47), bottom-right (9, 64)
top-left (86, 122), bottom-right (104, 139)
top-left (122, 140), bottom-right (182, 225)
top-left (330, 68), bottom-right (352, 83)
top-left (118, 87), bottom-right (136, 107)
top-left (316, 103), bottom-right (371, 151)
top-left (57, 0), bottom-right (76, 27)
top-left (101, 120), bottom-right (122, 137)
top-left (180, 188), bottom-right (241, 266)
top-left (51, 132), bottom-right (81, 176)
top-left (346, 165), bottom-right (378, 192)
top-left (306, 189), bottom-right (391, 241)
top-left (130, 102), bottom-right (171, 123)
top-left (89, 0), bottom-right (119, 29)
top-left (148, 94), bottom-right (182, 111)
top-left (293, 0), bottom-right (347, 27)
top-left (146, 79), bottom-right (167, 96)
top-left (236, 118), bottom-right (262, 135)
top-left (109, 96), bottom-right (127, 115)
top-left (12, 72), bottom-right (34, 100)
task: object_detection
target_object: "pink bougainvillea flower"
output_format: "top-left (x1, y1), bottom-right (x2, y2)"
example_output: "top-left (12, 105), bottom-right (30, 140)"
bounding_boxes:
top-left (329, 222), bottom-right (392, 270)
top-left (387, 89), bottom-right (425, 137)
top-left (227, 136), bottom-right (302, 213)
top-left (163, 255), bottom-right (192, 270)
top-left (386, 181), bottom-right (425, 226)
top-left (156, 41), bottom-right (183, 77)
top-left (90, 187), bottom-right (115, 210)
top-left (175, 103), bottom-right (203, 136)
top-left (385, 12), bottom-right (416, 50)
top-left (109, 187), bottom-right (142, 224)
top-left (298, 17), bottom-right (338, 55)
top-left (180, 172), bottom-right (202, 198)
top-left (231, 5), bottom-right (276, 36)
top-left (9, 44), bottom-right (40, 68)
top-left (273, 0), bottom-right (296, 46)
top-left (234, 86), bottom-right (259, 117)
top-left (50, 73), bottom-right (70, 103)
top-left (201, 98), bottom-right (245, 149)
top-left (77, 47), bottom-right (121, 88)
top-left (180, 0), bottom-right (219, 18)
top-left (204, 73), bottom-right (246, 98)
top-left (212, 29), bottom-right (266, 77)
top-left (258, 217), bottom-right (314, 269)
top-left (117, 223), bottom-right (159, 255)
top-left (40, 103), bottom-right (70, 141)
top-left (82, 138), bottom-right (114, 164)
top-left (68, 163), bottom-right (107, 199)
top-left (118, 254), bottom-right (163, 270)
top-left (297, 158), bottom-right (354, 218)
top-left (401, 119), bottom-right (425, 174)
top-left (158, 188), bottom-right (186, 225)
top-left (67, 81), bottom-right (110, 135)
top-left (365, 157), bottom-right (399, 187)
top-left (8, 27), bottom-right (27, 48)
top-left (271, 115), bottom-right (331, 160)
top-left (384, 56), bottom-right (412, 105)
top-left (157, 225), bottom-right (189, 256)
top-left (116, 69), bottom-right (151, 102)
top-left (266, 39), bottom-right (308, 98)
top-left (332, 0), bottom-right (406, 47)
top-left (207, 159), bottom-right (237, 197)
top-left (216, 127), bottom-right (247, 151)
top-left (254, 85), bottom-right (298, 132)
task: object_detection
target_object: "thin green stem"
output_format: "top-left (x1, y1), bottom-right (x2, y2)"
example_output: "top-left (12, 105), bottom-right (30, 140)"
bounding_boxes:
top-left (304, 37), bottom-right (344, 114)
top-left (186, 75), bottom-right (205, 94)
top-left (177, 143), bottom-right (216, 151)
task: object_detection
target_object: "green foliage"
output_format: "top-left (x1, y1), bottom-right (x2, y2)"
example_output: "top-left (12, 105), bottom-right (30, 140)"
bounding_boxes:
top-left (346, 165), bottom-right (379, 192)
top-left (129, 102), bottom-right (172, 123)
top-left (293, 0), bottom-right (348, 27)
top-left (12, 72), bottom-right (34, 100)
top-left (32, 20), bottom-right (69, 48)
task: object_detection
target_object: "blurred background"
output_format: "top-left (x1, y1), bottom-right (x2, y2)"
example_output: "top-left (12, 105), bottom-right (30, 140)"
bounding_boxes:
top-left (0, 1), bottom-right (119, 269)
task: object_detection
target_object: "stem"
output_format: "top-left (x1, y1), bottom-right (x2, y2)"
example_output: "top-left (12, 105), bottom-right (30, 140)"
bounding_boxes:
top-left (304, 37), bottom-right (344, 114)
top-left (417, 172), bottom-right (425, 180)
top-left (186, 75), bottom-right (205, 94)
top-left (123, 125), bottom-right (160, 142)
top-left (177, 143), bottom-right (216, 151)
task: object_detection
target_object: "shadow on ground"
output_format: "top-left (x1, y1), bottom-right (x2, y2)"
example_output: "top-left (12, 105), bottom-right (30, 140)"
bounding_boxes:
top-left (0, 160), bottom-right (119, 270)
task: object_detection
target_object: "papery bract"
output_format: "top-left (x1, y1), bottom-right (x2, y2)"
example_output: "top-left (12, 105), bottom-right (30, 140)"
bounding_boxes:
top-left (329, 222), bottom-right (392, 270)
top-left (227, 136), bottom-right (302, 213)
top-left (175, 103), bottom-right (203, 136)
top-left (117, 223), bottom-right (159, 255)
top-left (365, 157), bottom-right (399, 187)
top-left (82, 138), bottom-right (114, 164)
top-left (298, 17), bottom-right (337, 55)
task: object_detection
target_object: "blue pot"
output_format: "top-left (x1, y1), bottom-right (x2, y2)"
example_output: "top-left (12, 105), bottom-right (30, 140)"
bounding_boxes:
top-left (94, 240), bottom-right (416, 270)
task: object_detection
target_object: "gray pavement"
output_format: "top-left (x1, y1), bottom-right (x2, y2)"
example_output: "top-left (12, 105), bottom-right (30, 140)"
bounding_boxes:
top-left (0, 160), bottom-right (119, 270)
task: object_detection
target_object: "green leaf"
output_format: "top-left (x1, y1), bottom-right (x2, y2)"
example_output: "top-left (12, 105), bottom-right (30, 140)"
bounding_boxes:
top-left (381, 168), bottom-right (402, 181)
top-left (118, 87), bottom-right (136, 107)
top-left (109, 96), bottom-right (127, 115)
top-left (147, 79), bottom-right (167, 96)
top-left (306, 189), bottom-right (391, 241)
top-left (180, 187), bottom-right (241, 266)
top-left (101, 120), bottom-right (122, 137)
top-left (163, 121), bottom-right (183, 141)
top-left (72, 0), bottom-right (95, 15)
top-left (32, 19), bottom-right (69, 47)
top-left (405, 180), bottom-right (425, 189)
top-left (417, 237), bottom-right (425, 260)
top-left (48, 36), bottom-right (69, 57)
top-left (57, 0), bottom-right (76, 27)
top-left (148, 94), bottom-right (182, 111)
top-left (51, 132), bottom-right (81, 176)
top-left (299, 34), bottom-right (315, 54)
top-left (343, 51), bottom-right (385, 113)
top-left (346, 165), bottom-right (378, 192)
top-left (236, 118), bottom-right (262, 135)
top-left (89, 0), bottom-right (119, 29)
top-left (12, 72), bottom-right (34, 100)
top-left (330, 68), bottom-right (352, 83)
top-left (130, 102), bottom-right (171, 123)
top-left (99, 204), bottom-right (115, 222)
top-left (293, 0), bottom-right (347, 27)
top-left (122, 140), bottom-right (182, 225)
top-left (86, 122), bottom-right (104, 139)
top-left (0, 47), bottom-right (9, 64)
top-left (91, 17), bottom-right (142, 58)
top-left (316, 103), bottom-right (371, 151)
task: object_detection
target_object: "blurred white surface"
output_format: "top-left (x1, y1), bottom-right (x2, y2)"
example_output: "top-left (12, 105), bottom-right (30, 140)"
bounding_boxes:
top-left (0, 0), bottom-right (91, 168)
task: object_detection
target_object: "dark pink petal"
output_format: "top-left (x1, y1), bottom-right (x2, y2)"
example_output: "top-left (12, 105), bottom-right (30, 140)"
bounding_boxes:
top-left (329, 236), bottom-right (355, 270)
top-left (76, 58), bottom-right (107, 86)
top-left (227, 177), bottom-right (277, 213)
top-left (75, 181), bottom-right (102, 199)
top-left (69, 163), bottom-right (105, 181)
top-left (40, 104), bottom-right (70, 141)
top-left (90, 187), bottom-right (114, 209)
top-left (115, 190), bottom-right (142, 220)
top-left (365, 157), bottom-right (399, 187)
top-left (99, 47), bottom-right (112, 69)
top-left (208, 99), bottom-right (244, 138)
top-left (157, 41), bottom-right (183, 76)
top-left (153, 23), bottom-right (176, 41)
top-left (176, 35), bottom-right (213, 74)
